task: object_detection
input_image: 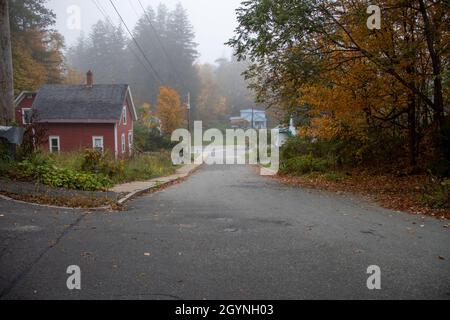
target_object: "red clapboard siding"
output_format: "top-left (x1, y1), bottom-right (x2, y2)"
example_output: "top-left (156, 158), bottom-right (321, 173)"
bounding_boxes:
top-left (43, 123), bottom-right (116, 155)
top-left (117, 99), bottom-right (134, 157)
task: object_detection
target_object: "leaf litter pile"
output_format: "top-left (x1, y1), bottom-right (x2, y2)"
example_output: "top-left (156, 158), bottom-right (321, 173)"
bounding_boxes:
top-left (273, 169), bottom-right (449, 219)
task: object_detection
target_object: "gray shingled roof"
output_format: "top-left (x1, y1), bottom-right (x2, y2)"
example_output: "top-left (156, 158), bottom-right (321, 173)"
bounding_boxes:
top-left (32, 84), bottom-right (131, 122)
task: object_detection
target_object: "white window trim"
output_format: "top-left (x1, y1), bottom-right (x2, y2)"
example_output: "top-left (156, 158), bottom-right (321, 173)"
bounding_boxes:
top-left (114, 124), bottom-right (118, 158)
top-left (49, 136), bottom-right (60, 153)
top-left (92, 136), bottom-right (104, 152)
top-left (121, 133), bottom-right (126, 154)
top-left (122, 106), bottom-right (127, 125)
top-left (22, 108), bottom-right (32, 125)
top-left (128, 131), bottom-right (133, 155)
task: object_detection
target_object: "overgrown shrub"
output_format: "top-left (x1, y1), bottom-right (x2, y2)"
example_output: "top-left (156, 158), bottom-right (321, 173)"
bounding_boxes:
top-left (421, 178), bottom-right (450, 209)
top-left (14, 155), bottom-right (112, 191)
top-left (114, 151), bottom-right (176, 183)
top-left (16, 112), bottom-right (48, 159)
top-left (280, 133), bottom-right (406, 172)
top-left (7, 146), bottom-right (175, 190)
top-left (280, 154), bottom-right (331, 175)
top-left (81, 149), bottom-right (124, 178)
top-left (0, 139), bottom-right (13, 177)
top-left (134, 125), bottom-right (175, 152)
top-left (281, 136), bottom-right (342, 165)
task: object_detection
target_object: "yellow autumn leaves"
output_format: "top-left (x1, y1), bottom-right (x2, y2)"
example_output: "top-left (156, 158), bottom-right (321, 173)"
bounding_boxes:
top-left (155, 86), bottom-right (186, 135)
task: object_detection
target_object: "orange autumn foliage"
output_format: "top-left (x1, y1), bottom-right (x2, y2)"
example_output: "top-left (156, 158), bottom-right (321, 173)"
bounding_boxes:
top-left (156, 86), bottom-right (185, 135)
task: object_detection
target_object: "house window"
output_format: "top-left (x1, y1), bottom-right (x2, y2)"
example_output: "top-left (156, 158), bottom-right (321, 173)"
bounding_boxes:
top-left (123, 106), bottom-right (127, 125)
top-left (121, 134), bottom-right (126, 154)
top-left (49, 136), bottom-right (60, 153)
top-left (22, 108), bottom-right (32, 124)
top-left (128, 132), bottom-right (133, 154)
top-left (92, 136), bottom-right (104, 152)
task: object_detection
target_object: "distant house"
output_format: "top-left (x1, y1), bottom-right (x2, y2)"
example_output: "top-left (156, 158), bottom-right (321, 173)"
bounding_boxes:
top-left (230, 109), bottom-right (267, 129)
top-left (14, 71), bottom-right (138, 158)
top-left (230, 116), bottom-right (250, 129)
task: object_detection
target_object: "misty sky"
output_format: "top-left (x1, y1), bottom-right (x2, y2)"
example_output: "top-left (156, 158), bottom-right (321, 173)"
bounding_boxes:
top-left (47, 0), bottom-right (243, 64)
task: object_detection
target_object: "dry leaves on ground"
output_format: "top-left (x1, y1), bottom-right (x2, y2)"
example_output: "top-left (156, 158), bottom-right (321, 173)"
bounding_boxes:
top-left (273, 170), bottom-right (450, 219)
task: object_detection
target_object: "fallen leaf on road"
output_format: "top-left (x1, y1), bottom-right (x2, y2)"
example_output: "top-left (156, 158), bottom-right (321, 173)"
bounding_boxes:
top-left (81, 251), bottom-right (94, 257)
top-left (438, 256), bottom-right (445, 260)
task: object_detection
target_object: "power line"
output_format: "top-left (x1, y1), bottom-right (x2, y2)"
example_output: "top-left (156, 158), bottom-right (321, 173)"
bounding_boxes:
top-left (90, 0), bottom-right (154, 79)
top-left (108, 0), bottom-right (164, 85)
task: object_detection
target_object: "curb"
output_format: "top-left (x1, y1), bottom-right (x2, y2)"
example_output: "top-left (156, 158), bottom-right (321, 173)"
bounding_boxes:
top-left (0, 194), bottom-right (112, 211)
top-left (116, 162), bottom-right (203, 205)
top-left (0, 154), bottom-right (206, 210)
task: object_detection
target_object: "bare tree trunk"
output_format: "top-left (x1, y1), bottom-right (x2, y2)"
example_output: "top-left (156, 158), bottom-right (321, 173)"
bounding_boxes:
top-left (0, 0), bottom-right (14, 125)
top-left (408, 96), bottom-right (418, 167)
top-left (418, 0), bottom-right (444, 128)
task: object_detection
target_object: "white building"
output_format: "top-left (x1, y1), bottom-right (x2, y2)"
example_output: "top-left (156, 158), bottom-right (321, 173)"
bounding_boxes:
top-left (230, 109), bottom-right (267, 129)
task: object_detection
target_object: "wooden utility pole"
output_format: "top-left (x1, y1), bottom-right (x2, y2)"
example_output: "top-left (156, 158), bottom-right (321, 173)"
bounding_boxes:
top-left (186, 92), bottom-right (191, 133)
top-left (251, 106), bottom-right (254, 129)
top-left (0, 0), bottom-right (14, 125)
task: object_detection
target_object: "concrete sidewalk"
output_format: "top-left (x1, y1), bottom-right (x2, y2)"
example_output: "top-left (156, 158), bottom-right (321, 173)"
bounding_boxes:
top-left (111, 156), bottom-right (204, 204)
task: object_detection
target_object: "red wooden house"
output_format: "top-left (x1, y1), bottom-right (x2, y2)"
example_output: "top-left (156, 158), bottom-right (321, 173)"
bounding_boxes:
top-left (14, 72), bottom-right (138, 158)
top-left (14, 91), bottom-right (37, 126)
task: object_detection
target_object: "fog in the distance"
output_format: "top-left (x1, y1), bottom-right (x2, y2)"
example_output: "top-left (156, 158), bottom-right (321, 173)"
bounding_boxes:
top-left (48, 0), bottom-right (242, 64)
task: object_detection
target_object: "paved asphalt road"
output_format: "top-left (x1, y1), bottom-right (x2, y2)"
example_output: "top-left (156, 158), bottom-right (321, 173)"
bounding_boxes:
top-left (0, 164), bottom-right (449, 300)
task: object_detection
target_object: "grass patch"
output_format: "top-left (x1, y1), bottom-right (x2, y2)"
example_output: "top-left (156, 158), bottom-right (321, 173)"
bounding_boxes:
top-left (420, 178), bottom-right (450, 209)
top-left (115, 152), bottom-right (177, 183)
top-left (6, 150), bottom-right (177, 191)
top-left (50, 150), bottom-right (177, 184)
top-left (280, 154), bottom-right (331, 176)
top-left (52, 150), bottom-right (177, 184)
top-left (323, 172), bottom-right (347, 182)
